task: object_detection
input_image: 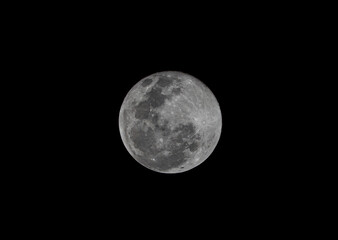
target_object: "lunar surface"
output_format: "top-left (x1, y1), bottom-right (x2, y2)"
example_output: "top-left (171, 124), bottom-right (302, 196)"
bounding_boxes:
top-left (119, 71), bottom-right (222, 173)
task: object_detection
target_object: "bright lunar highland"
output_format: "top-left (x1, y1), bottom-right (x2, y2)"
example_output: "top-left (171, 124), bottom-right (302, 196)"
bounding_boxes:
top-left (119, 71), bottom-right (222, 173)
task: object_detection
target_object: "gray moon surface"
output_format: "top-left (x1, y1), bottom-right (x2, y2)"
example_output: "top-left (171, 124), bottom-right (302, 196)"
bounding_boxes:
top-left (119, 71), bottom-right (222, 173)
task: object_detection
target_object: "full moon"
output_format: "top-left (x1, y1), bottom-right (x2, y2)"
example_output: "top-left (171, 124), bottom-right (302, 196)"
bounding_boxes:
top-left (119, 71), bottom-right (222, 173)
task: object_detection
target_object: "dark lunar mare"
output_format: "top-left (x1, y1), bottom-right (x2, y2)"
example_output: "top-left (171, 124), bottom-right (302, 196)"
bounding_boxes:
top-left (141, 78), bottom-right (152, 87)
top-left (134, 84), bottom-right (169, 121)
top-left (170, 122), bottom-right (201, 154)
top-left (154, 122), bottom-right (201, 171)
top-left (134, 101), bottom-right (151, 119)
top-left (188, 141), bottom-right (199, 152)
top-left (156, 76), bottom-right (173, 88)
top-left (171, 87), bottom-right (182, 95)
top-left (148, 87), bottom-right (166, 108)
top-left (130, 120), bottom-right (201, 172)
top-left (129, 123), bottom-right (157, 155)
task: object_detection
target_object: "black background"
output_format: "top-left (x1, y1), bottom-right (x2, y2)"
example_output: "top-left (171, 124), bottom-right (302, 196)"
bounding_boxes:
top-left (14, 3), bottom-right (313, 232)
top-left (53, 21), bottom-right (291, 212)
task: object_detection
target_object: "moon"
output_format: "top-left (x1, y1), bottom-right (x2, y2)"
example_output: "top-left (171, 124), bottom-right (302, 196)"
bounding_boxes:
top-left (119, 71), bottom-right (222, 173)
